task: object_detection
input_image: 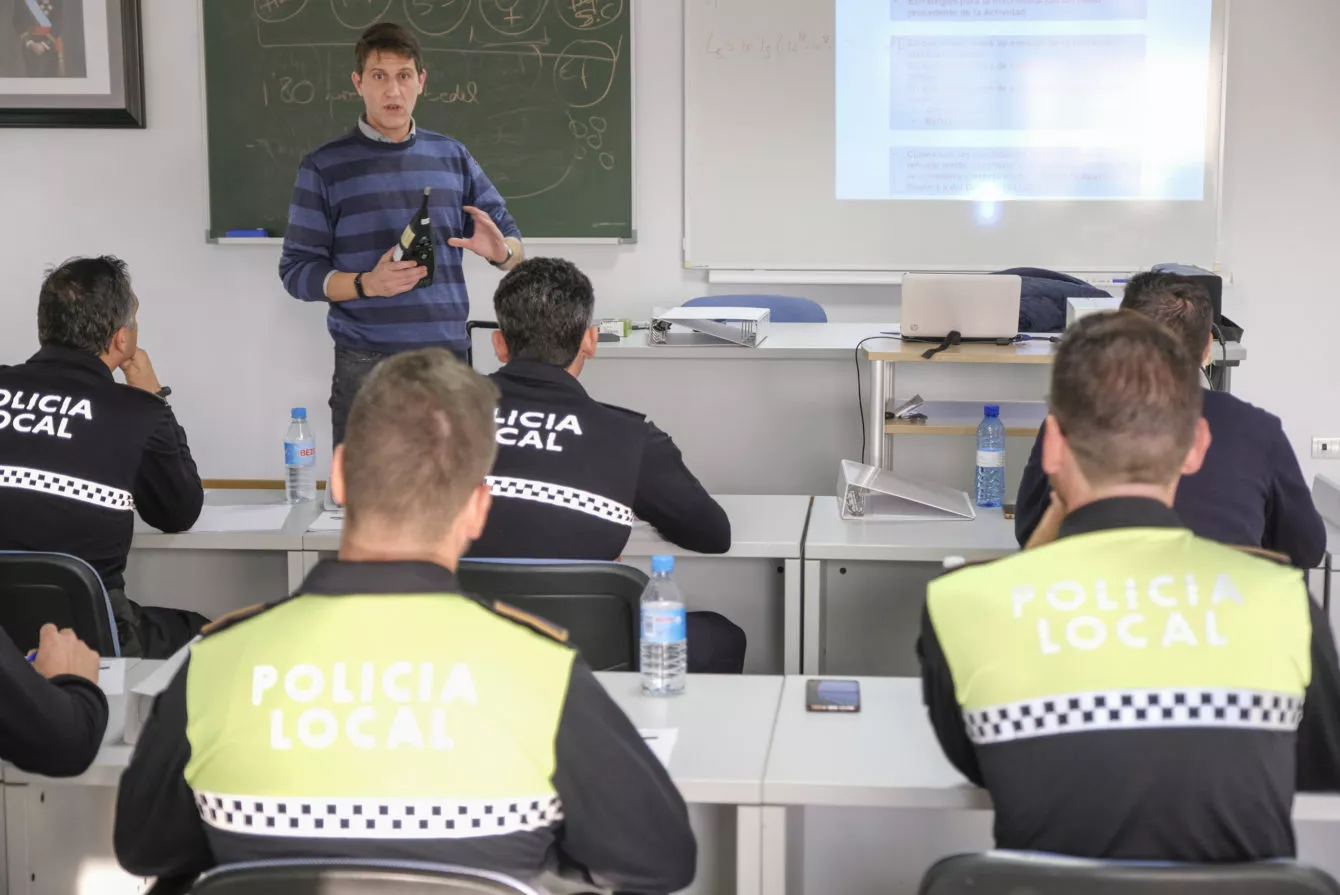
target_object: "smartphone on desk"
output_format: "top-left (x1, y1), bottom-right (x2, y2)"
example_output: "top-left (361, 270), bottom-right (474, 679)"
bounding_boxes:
top-left (806, 679), bottom-right (860, 713)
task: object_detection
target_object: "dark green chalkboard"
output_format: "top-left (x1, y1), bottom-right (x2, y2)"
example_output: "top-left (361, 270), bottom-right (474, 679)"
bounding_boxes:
top-left (203, 0), bottom-right (633, 240)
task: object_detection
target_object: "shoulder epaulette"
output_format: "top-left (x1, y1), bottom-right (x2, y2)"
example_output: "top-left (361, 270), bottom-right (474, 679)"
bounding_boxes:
top-left (199, 600), bottom-right (282, 638)
top-left (489, 600), bottom-right (570, 644)
top-left (1229, 544), bottom-right (1293, 567)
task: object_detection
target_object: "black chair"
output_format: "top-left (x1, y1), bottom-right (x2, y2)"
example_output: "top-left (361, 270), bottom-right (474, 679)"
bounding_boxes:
top-left (0, 552), bottom-right (119, 656)
top-left (920, 852), bottom-right (1340, 895)
top-left (458, 560), bottom-right (644, 672)
top-left (465, 320), bottom-right (500, 369)
top-left (188, 860), bottom-right (538, 894)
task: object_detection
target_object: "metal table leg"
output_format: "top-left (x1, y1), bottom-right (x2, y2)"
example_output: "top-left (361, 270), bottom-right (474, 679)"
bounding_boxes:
top-left (783, 559), bottom-right (802, 675)
top-left (867, 357), bottom-right (888, 468)
top-left (802, 560), bottom-right (824, 675)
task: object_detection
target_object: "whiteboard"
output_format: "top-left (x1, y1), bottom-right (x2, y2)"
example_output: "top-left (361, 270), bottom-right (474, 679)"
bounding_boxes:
top-left (684, 0), bottom-right (1229, 273)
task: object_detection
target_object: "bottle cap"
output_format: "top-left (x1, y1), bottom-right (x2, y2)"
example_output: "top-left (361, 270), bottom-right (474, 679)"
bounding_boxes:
top-left (984, 404), bottom-right (1000, 418)
top-left (292, 407), bottom-right (307, 420)
top-left (651, 555), bottom-right (674, 573)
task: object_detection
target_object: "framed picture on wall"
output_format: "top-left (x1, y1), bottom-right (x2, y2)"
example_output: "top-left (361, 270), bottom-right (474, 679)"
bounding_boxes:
top-left (0, 0), bottom-right (144, 127)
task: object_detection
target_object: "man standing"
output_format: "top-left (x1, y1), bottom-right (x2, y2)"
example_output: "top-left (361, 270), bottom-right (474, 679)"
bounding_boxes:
top-left (0, 257), bottom-right (206, 658)
top-left (115, 350), bottom-right (696, 894)
top-left (920, 312), bottom-right (1340, 862)
top-left (280, 22), bottom-right (524, 447)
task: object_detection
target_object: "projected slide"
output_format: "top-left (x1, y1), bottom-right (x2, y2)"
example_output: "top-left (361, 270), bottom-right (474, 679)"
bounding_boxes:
top-left (836, 0), bottom-right (1214, 202)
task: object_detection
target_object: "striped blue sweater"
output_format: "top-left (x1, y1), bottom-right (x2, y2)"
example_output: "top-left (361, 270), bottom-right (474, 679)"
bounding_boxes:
top-left (279, 125), bottom-right (521, 353)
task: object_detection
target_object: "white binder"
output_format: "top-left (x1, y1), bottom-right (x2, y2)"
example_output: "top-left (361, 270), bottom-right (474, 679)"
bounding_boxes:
top-left (650, 306), bottom-right (771, 347)
top-left (837, 459), bottom-right (976, 522)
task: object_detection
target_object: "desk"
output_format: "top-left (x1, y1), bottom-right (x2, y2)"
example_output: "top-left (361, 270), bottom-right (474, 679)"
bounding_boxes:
top-left (861, 336), bottom-right (1248, 470)
top-left (599, 672), bottom-right (784, 895)
top-left (128, 491), bottom-right (320, 620)
top-left (760, 676), bottom-right (1340, 895)
top-left (801, 497), bottom-right (1017, 674)
top-left (1, 671), bottom-right (780, 895)
top-left (304, 495), bottom-right (813, 675)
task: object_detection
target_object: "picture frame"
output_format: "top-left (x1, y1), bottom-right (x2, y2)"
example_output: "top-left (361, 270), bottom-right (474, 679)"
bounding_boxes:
top-left (0, 0), bottom-right (144, 128)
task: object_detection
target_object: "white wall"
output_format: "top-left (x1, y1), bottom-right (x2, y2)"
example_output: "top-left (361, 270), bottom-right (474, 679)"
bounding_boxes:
top-left (0, 0), bottom-right (1336, 487)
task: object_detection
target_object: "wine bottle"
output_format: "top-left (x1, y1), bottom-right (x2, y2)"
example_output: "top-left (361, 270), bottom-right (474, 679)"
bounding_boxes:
top-left (393, 187), bottom-right (435, 289)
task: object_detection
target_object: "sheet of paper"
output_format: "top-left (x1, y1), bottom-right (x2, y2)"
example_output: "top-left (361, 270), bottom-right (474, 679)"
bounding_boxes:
top-left (308, 510), bottom-right (345, 532)
top-left (97, 658), bottom-right (126, 696)
top-left (190, 504), bottom-right (293, 533)
top-left (639, 728), bottom-right (678, 768)
top-left (131, 637), bottom-right (198, 697)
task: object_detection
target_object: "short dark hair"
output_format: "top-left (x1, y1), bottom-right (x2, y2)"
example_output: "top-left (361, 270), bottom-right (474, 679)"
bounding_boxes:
top-left (37, 256), bottom-right (137, 356)
top-left (1120, 271), bottom-right (1214, 362)
top-left (355, 22), bottom-right (423, 74)
top-left (493, 258), bottom-right (595, 367)
top-left (1051, 311), bottom-right (1203, 487)
top-left (342, 349), bottom-right (499, 541)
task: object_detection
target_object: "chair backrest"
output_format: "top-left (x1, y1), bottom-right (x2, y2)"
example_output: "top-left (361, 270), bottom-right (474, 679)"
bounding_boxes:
top-left (190, 859), bottom-right (539, 894)
top-left (457, 560), bottom-right (645, 672)
top-left (0, 552), bottom-right (119, 656)
top-left (684, 294), bottom-right (828, 323)
top-left (920, 852), bottom-right (1340, 895)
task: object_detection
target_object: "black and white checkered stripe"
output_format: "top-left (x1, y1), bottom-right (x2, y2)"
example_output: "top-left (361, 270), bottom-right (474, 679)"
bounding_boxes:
top-left (194, 792), bottom-right (563, 840)
top-left (964, 687), bottom-right (1304, 745)
top-left (0, 465), bottom-right (133, 512)
top-left (486, 476), bottom-right (634, 527)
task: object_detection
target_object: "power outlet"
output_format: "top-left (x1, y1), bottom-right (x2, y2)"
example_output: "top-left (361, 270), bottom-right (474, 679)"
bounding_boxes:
top-left (1313, 438), bottom-right (1340, 459)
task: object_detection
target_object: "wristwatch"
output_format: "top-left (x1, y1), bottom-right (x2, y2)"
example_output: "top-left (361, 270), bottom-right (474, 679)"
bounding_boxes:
top-left (490, 242), bottom-right (514, 269)
top-left (354, 272), bottom-right (368, 299)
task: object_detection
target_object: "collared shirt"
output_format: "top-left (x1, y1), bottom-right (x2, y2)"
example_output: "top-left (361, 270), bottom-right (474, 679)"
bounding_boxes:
top-left (114, 559), bottom-right (696, 892)
top-left (357, 114), bottom-right (417, 143)
top-left (469, 360), bottom-right (730, 560)
top-left (920, 496), bottom-right (1340, 862)
top-left (0, 345), bottom-right (202, 590)
top-left (1015, 390), bottom-right (1326, 568)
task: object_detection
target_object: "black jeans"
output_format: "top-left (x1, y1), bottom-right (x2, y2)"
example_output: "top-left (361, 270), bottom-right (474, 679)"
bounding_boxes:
top-left (107, 587), bottom-right (208, 659)
top-left (330, 345), bottom-right (469, 446)
top-left (330, 345), bottom-right (389, 448)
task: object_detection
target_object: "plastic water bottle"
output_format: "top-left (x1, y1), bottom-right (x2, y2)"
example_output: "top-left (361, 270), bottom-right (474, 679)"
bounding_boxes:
top-left (284, 407), bottom-right (317, 504)
top-left (975, 404), bottom-right (1006, 508)
top-left (640, 555), bottom-right (687, 696)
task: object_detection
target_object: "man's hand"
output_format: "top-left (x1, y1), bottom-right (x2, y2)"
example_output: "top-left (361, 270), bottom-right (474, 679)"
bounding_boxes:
top-left (120, 349), bottom-right (162, 395)
top-left (30, 625), bottom-right (100, 684)
top-left (448, 206), bottom-right (509, 265)
top-left (361, 246), bottom-right (426, 298)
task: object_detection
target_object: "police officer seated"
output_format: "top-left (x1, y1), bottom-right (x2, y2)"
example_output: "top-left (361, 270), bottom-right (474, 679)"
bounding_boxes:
top-left (0, 257), bottom-right (206, 658)
top-left (0, 624), bottom-right (108, 778)
top-left (919, 311), bottom-right (1340, 862)
top-left (114, 349), bottom-right (696, 893)
top-left (1016, 271), bottom-right (1324, 568)
top-left (469, 258), bottom-right (745, 673)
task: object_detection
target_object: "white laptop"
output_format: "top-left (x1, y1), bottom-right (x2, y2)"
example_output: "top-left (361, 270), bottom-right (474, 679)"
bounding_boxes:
top-left (900, 274), bottom-right (1022, 340)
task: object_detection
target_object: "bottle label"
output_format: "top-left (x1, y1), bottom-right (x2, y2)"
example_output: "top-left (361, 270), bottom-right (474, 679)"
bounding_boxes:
top-left (285, 441), bottom-right (316, 467)
top-left (976, 449), bottom-right (1004, 468)
top-left (641, 604), bottom-right (687, 645)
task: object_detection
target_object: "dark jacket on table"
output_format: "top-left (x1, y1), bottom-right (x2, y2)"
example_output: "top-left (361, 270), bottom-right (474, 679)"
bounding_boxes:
top-left (921, 497), bottom-right (1340, 862)
top-left (0, 345), bottom-right (203, 590)
top-left (0, 626), bottom-right (107, 777)
top-left (470, 360), bottom-right (730, 560)
top-left (1015, 389), bottom-right (1325, 569)
top-left (114, 560), bottom-right (696, 893)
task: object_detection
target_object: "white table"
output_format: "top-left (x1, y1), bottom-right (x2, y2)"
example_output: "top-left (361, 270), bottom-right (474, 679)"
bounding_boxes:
top-left (128, 491), bottom-right (321, 620)
top-left (801, 497), bottom-right (1017, 674)
top-left (305, 495), bottom-right (813, 675)
top-left (598, 673), bottom-right (785, 895)
top-left (1, 670), bottom-right (781, 895)
top-left (758, 676), bottom-right (1340, 895)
